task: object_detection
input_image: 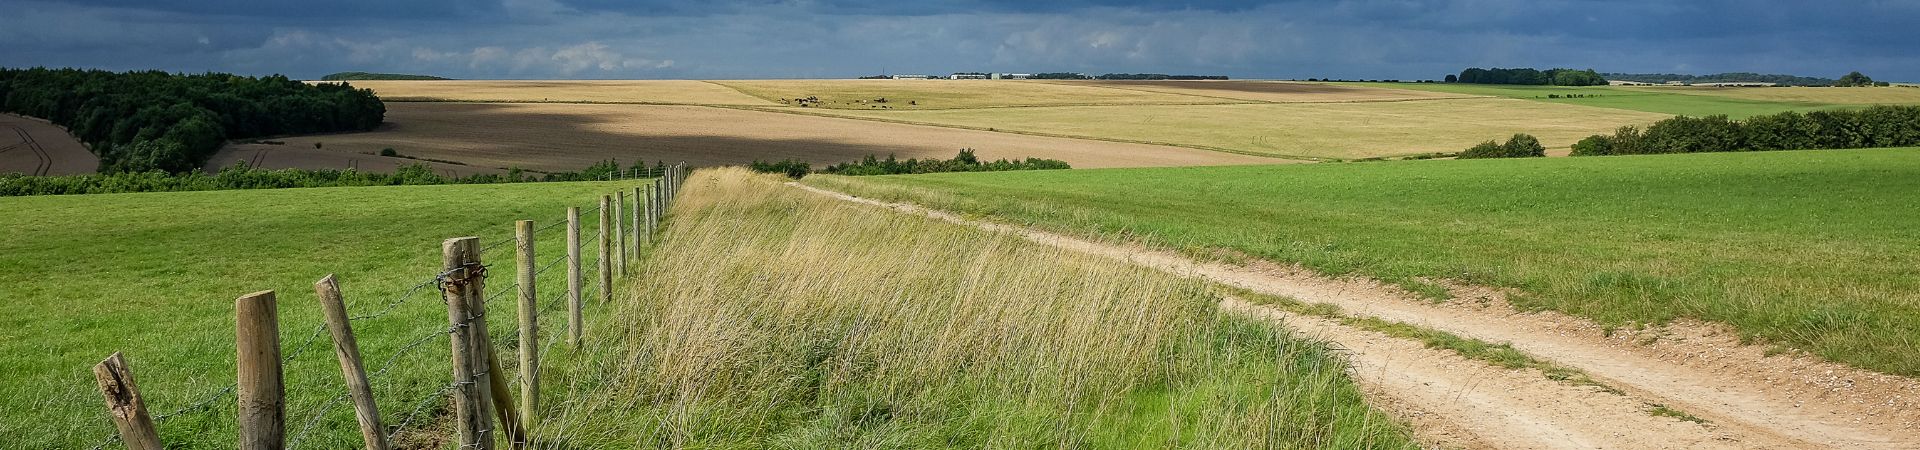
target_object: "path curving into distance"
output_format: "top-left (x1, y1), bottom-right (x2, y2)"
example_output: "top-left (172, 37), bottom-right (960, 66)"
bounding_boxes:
top-left (793, 181), bottom-right (1920, 450)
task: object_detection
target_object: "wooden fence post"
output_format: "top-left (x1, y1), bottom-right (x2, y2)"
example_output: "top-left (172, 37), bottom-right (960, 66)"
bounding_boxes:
top-left (642, 185), bottom-right (655, 243)
top-left (598, 196), bottom-right (613, 304)
top-left (614, 190), bottom-right (627, 274)
top-left (441, 237), bottom-right (494, 450)
top-left (235, 290), bottom-right (283, 450)
top-left (314, 275), bottom-right (390, 450)
top-left (645, 186), bottom-right (652, 250)
top-left (93, 352), bottom-right (163, 450)
top-left (514, 220), bottom-right (539, 434)
top-left (566, 207), bottom-right (583, 348)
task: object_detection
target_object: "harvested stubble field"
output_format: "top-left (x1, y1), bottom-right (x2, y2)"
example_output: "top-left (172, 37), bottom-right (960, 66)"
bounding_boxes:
top-left (1632, 85), bottom-right (1920, 105)
top-left (0, 113), bottom-right (98, 176)
top-left (223, 102), bottom-right (1283, 172)
top-left (335, 79), bottom-right (777, 105)
top-left (710, 79), bottom-right (1248, 109)
top-left (803, 98), bottom-right (1667, 160)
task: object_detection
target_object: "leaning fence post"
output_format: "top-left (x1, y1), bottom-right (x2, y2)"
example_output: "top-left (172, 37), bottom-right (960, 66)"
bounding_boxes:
top-left (643, 185), bottom-right (655, 243)
top-left (314, 275), bottom-right (391, 450)
top-left (566, 207), bottom-right (583, 348)
top-left (441, 237), bottom-right (494, 450)
top-left (93, 352), bottom-right (163, 450)
top-left (598, 195), bottom-right (612, 304)
top-left (614, 190), bottom-right (627, 274)
top-left (236, 290), bottom-right (284, 450)
top-left (514, 220), bottom-right (539, 434)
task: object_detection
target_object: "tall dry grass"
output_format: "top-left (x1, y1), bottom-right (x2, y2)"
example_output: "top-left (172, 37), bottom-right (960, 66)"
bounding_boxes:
top-left (538, 168), bottom-right (1412, 448)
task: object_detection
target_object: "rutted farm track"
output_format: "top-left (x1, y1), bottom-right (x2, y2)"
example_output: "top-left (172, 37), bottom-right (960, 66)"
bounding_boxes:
top-left (793, 182), bottom-right (1920, 450)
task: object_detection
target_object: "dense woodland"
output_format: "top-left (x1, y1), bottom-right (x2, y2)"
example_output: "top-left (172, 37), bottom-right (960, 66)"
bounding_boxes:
top-left (1452, 68), bottom-right (1607, 86)
top-left (1572, 105), bottom-right (1920, 156)
top-left (1600, 72), bottom-right (1836, 86)
top-left (319, 71), bottom-right (450, 81)
top-left (0, 67), bottom-right (386, 173)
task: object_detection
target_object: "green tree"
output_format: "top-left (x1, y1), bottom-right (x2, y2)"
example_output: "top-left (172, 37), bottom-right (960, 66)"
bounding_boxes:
top-left (1836, 71), bottom-right (1874, 87)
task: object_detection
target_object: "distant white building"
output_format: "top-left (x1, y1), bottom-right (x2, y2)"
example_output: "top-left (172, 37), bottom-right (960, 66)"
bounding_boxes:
top-left (891, 74), bottom-right (932, 80)
top-left (992, 73), bottom-right (1033, 80)
top-left (950, 73), bottom-right (989, 80)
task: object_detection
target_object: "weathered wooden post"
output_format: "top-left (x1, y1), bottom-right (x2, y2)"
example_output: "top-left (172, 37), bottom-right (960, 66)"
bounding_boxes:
top-left (93, 352), bottom-right (163, 450)
top-left (565, 207), bottom-right (583, 348)
top-left (441, 237), bottom-right (494, 450)
top-left (614, 190), bottom-right (627, 273)
top-left (513, 220), bottom-right (539, 434)
top-left (642, 184), bottom-right (655, 243)
top-left (235, 290), bottom-right (284, 450)
top-left (314, 276), bottom-right (391, 450)
top-left (641, 186), bottom-right (656, 250)
top-left (598, 195), bottom-right (612, 304)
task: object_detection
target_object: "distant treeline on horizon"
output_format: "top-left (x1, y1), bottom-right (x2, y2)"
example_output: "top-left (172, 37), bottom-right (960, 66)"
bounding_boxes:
top-left (1600, 72), bottom-right (1836, 86)
top-left (319, 71), bottom-right (451, 81)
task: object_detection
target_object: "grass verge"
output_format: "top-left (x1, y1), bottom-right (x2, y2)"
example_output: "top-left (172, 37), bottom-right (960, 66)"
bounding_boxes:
top-left (540, 168), bottom-right (1417, 448)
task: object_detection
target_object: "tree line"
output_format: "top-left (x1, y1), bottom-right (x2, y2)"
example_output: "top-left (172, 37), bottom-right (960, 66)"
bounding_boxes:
top-left (1600, 72), bottom-right (1835, 86)
top-left (0, 67), bottom-right (387, 173)
top-left (0, 158), bottom-right (659, 197)
top-left (1451, 68), bottom-right (1607, 86)
top-left (1572, 106), bottom-right (1920, 156)
top-left (750, 149), bottom-right (1071, 179)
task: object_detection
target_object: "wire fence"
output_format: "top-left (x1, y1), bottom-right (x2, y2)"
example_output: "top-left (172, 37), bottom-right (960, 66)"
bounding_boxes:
top-left (84, 163), bottom-right (686, 449)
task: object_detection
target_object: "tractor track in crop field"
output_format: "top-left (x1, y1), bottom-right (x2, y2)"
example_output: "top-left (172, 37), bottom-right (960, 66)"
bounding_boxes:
top-left (793, 182), bottom-right (1920, 450)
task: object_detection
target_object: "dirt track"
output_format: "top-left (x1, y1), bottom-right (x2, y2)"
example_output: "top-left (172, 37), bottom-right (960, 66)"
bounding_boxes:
top-left (0, 114), bottom-right (97, 175)
top-left (795, 182), bottom-right (1920, 450)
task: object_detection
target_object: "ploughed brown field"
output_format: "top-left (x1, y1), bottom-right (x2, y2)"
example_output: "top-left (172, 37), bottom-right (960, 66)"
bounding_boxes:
top-left (213, 102), bottom-right (1286, 173)
top-left (0, 114), bottom-right (97, 176)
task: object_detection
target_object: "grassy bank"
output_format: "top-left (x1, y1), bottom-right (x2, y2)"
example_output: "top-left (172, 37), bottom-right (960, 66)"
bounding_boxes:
top-left (804, 148), bottom-right (1920, 377)
top-left (0, 180), bottom-right (642, 447)
top-left (542, 168), bottom-right (1416, 448)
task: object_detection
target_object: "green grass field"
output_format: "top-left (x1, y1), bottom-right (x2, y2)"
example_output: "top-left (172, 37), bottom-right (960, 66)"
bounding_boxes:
top-left (805, 148), bottom-right (1920, 377)
top-left (0, 180), bottom-right (643, 448)
top-left (1349, 82), bottom-right (1843, 118)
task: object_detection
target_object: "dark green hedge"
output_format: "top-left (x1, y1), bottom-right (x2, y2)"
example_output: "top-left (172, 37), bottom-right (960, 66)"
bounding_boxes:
top-left (749, 149), bottom-right (1070, 179)
top-left (0, 67), bottom-right (386, 173)
top-left (1458, 134), bottom-right (1547, 159)
top-left (0, 159), bottom-right (641, 197)
top-left (1572, 106), bottom-right (1920, 156)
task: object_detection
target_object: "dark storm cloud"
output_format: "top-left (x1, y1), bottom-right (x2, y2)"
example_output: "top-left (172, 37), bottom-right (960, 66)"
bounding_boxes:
top-left (2, 0), bottom-right (1915, 81)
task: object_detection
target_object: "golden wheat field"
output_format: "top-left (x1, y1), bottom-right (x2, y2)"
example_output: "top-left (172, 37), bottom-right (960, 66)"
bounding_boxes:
top-left (1038, 80), bottom-right (1479, 103)
top-left (804, 98), bottom-right (1671, 159)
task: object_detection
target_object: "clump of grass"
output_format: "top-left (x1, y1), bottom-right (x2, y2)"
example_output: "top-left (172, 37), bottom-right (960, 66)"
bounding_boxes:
top-left (1228, 287), bottom-right (1621, 394)
top-left (541, 168), bottom-right (1417, 448)
top-left (1647, 404), bottom-right (1710, 424)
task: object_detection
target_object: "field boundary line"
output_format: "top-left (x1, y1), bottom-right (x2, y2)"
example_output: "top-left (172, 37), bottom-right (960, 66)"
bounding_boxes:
top-left (705, 104), bottom-right (1325, 162)
top-left (787, 181), bottom-right (1920, 450)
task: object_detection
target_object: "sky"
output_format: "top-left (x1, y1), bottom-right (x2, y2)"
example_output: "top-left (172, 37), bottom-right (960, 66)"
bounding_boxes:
top-left (2, 0), bottom-right (1916, 81)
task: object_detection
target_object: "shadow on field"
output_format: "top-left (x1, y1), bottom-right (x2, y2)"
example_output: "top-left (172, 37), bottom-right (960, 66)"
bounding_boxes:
top-left (213, 102), bottom-right (1276, 173)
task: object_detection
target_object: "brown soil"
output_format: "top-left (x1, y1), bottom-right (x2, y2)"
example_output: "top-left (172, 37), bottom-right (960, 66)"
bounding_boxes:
top-left (203, 143), bottom-right (504, 177)
top-left (0, 114), bottom-right (98, 176)
top-left (222, 102), bottom-right (1287, 172)
top-left (796, 182), bottom-right (1920, 450)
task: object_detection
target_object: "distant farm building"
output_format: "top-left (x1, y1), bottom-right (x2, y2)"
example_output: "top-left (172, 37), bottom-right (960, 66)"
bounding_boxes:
top-left (950, 73), bottom-right (989, 80)
top-left (993, 73), bottom-right (1034, 80)
top-left (891, 74), bottom-right (932, 80)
